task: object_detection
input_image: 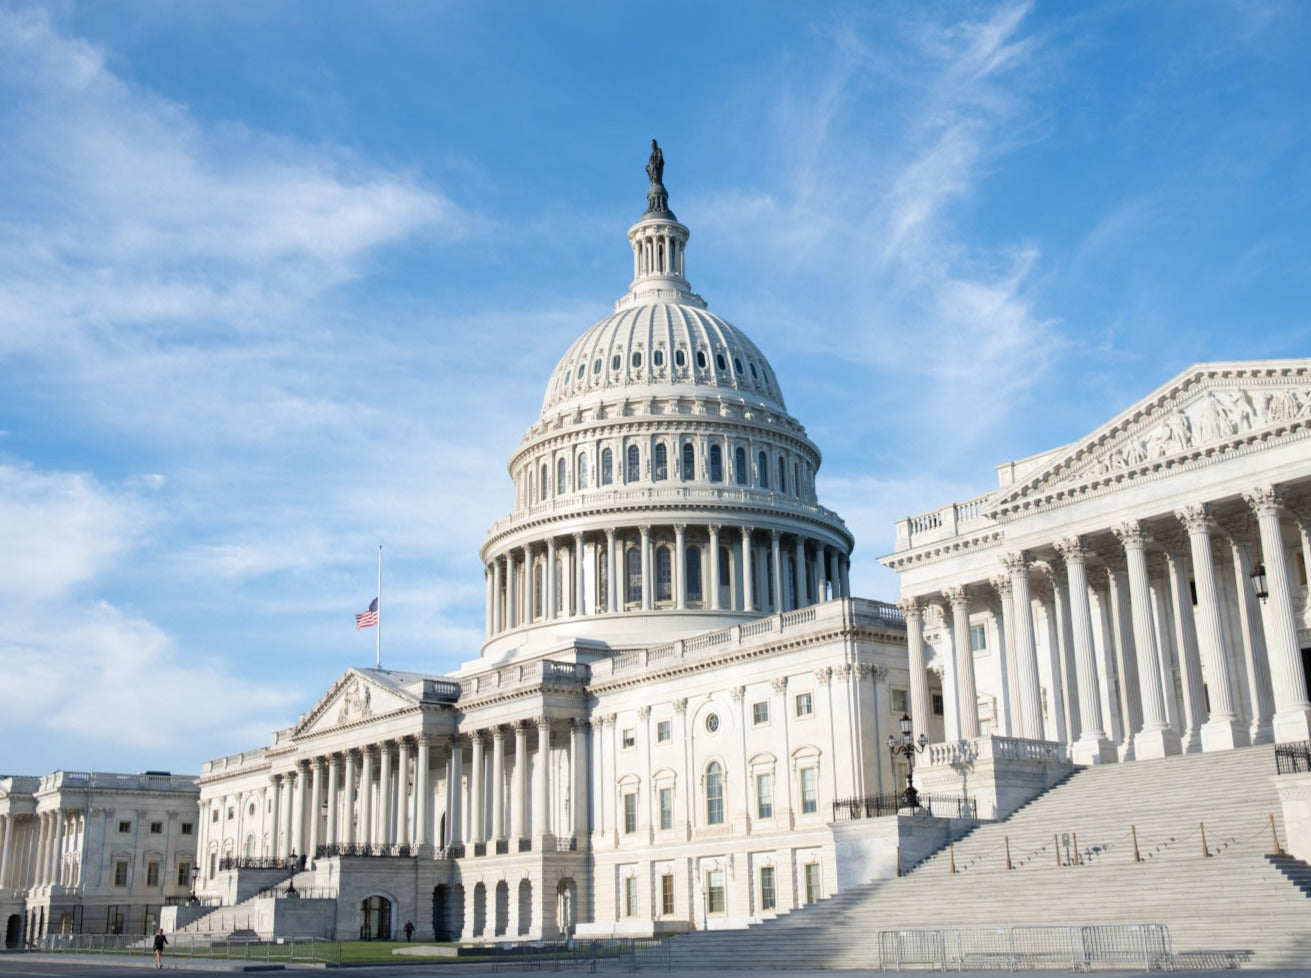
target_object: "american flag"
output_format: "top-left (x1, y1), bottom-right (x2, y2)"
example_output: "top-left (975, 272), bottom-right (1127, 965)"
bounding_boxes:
top-left (355, 597), bottom-right (379, 630)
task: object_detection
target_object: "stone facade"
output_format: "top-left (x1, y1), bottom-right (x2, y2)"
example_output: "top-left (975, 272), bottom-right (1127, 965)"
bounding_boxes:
top-left (0, 771), bottom-right (199, 947)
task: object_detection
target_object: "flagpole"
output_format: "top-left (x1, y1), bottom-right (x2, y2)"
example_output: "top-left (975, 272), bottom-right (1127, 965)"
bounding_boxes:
top-left (376, 545), bottom-right (382, 670)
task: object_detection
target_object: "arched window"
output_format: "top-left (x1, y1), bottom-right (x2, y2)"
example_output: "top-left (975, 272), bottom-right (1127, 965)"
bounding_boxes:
top-left (696, 350), bottom-right (707, 369)
top-left (734, 447), bottom-right (747, 486)
top-left (601, 448), bottom-right (613, 485)
top-left (626, 445), bottom-right (640, 483)
top-left (557, 457), bottom-right (567, 495)
top-left (533, 563), bottom-right (544, 618)
top-left (681, 442), bottom-right (695, 481)
top-left (540, 464), bottom-right (549, 501)
top-left (718, 546), bottom-right (731, 587)
top-left (777, 456), bottom-right (786, 493)
top-left (653, 444), bottom-right (668, 481)
top-left (709, 444), bottom-right (723, 482)
top-left (794, 461), bottom-right (800, 497)
top-left (656, 546), bottom-right (672, 602)
top-left (578, 453), bottom-right (589, 490)
top-left (758, 451), bottom-right (769, 489)
top-left (626, 547), bottom-right (642, 605)
top-left (686, 546), bottom-right (702, 603)
top-left (597, 546), bottom-right (609, 612)
top-left (675, 348), bottom-right (686, 368)
top-left (705, 762), bottom-right (724, 825)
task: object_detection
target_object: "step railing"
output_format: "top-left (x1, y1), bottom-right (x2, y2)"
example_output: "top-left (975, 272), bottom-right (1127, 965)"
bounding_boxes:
top-left (1275, 740), bottom-right (1311, 774)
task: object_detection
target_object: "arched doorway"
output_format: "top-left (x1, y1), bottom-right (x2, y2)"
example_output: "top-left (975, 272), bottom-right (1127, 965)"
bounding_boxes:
top-left (5, 915), bottom-right (21, 949)
top-left (359, 895), bottom-right (391, 941)
top-left (494, 881), bottom-right (509, 936)
top-left (517, 879), bottom-right (532, 936)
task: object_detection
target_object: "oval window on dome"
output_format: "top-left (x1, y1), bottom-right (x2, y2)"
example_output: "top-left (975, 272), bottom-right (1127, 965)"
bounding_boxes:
top-left (749, 362), bottom-right (758, 379)
top-left (653, 349), bottom-right (665, 367)
top-left (612, 354), bottom-right (622, 371)
top-left (593, 359), bottom-right (602, 374)
top-left (576, 364), bottom-right (585, 380)
top-left (734, 357), bottom-right (743, 373)
top-left (632, 351), bottom-right (642, 368)
top-left (705, 713), bottom-right (720, 734)
top-left (715, 353), bottom-right (727, 371)
top-left (696, 350), bottom-right (707, 369)
top-left (675, 349), bottom-right (686, 368)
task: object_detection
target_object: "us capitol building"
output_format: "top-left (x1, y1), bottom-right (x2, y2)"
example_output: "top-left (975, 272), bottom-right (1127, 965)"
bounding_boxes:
top-left (7, 146), bottom-right (1310, 948)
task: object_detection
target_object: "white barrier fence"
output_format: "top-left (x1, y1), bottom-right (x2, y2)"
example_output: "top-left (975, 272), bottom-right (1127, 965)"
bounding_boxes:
top-left (878, 923), bottom-right (1175, 971)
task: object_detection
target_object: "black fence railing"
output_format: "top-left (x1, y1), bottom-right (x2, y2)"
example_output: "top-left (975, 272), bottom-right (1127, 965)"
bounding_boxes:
top-left (1275, 741), bottom-right (1311, 774)
top-left (315, 842), bottom-right (414, 859)
top-left (218, 856), bottom-right (290, 871)
top-left (832, 792), bottom-right (977, 821)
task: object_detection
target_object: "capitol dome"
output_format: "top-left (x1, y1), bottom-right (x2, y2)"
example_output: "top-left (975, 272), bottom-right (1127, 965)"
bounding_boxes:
top-left (478, 144), bottom-right (853, 661)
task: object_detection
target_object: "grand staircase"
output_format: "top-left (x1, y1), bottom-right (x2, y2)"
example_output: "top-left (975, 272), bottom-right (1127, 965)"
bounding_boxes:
top-left (657, 745), bottom-right (1310, 969)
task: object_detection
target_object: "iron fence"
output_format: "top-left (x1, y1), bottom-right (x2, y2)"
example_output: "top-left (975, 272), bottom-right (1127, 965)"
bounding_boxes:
top-left (489, 938), bottom-right (669, 973)
top-left (217, 856), bottom-right (289, 871)
top-left (35, 932), bottom-right (340, 964)
top-left (832, 792), bottom-right (976, 821)
top-left (316, 842), bottom-right (414, 858)
top-left (878, 923), bottom-right (1174, 971)
top-left (1275, 740), bottom-right (1311, 774)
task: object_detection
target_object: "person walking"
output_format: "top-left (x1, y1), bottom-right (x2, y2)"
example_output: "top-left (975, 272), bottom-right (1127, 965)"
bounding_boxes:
top-left (152, 928), bottom-right (168, 969)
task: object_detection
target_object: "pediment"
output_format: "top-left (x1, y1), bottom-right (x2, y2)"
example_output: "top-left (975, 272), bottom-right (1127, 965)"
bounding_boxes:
top-left (295, 669), bottom-right (416, 736)
top-left (991, 360), bottom-right (1311, 514)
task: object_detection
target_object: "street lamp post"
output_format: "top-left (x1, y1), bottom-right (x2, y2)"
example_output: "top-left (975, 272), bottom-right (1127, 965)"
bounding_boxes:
top-left (190, 866), bottom-right (200, 904)
top-left (886, 713), bottom-right (929, 811)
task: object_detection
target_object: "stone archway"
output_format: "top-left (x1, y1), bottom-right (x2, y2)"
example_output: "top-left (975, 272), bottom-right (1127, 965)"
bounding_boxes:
top-left (472, 882), bottom-right (487, 938)
top-left (494, 881), bottom-right (509, 936)
top-left (517, 879), bottom-right (532, 936)
top-left (5, 914), bottom-right (21, 949)
top-left (360, 895), bottom-right (391, 941)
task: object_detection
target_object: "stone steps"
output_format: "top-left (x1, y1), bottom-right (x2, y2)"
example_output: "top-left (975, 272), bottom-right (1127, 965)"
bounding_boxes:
top-left (655, 745), bottom-right (1309, 969)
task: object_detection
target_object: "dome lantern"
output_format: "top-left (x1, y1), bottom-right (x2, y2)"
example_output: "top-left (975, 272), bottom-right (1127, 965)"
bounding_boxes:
top-left (618, 140), bottom-right (705, 312)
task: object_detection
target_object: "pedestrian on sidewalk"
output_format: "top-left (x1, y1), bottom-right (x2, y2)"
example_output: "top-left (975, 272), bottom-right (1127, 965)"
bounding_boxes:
top-left (152, 928), bottom-right (168, 969)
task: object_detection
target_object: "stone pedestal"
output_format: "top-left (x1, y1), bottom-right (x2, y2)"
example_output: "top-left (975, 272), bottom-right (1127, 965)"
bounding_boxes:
top-left (917, 736), bottom-right (1073, 821)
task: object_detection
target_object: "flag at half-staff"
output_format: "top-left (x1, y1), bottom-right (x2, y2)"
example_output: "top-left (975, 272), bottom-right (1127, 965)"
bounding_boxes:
top-left (355, 597), bottom-right (379, 630)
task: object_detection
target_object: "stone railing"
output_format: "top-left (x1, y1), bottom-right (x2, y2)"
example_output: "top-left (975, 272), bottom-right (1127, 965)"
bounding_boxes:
top-left (926, 735), bottom-right (1067, 768)
top-left (202, 748), bottom-right (269, 776)
top-left (464, 658), bottom-right (591, 697)
top-left (42, 771), bottom-right (198, 792)
top-left (894, 492), bottom-right (995, 550)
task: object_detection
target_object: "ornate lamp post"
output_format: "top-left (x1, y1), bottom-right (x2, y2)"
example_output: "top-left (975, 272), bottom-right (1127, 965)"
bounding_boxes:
top-left (1250, 562), bottom-right (1269, 602)
top-left (189, 866), bottom-right (200, 903)
top-left (886, 713), bottom-right (928, 810)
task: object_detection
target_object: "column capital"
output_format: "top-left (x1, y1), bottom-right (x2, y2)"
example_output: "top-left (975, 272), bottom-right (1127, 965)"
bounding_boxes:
top-left (769, 528), bottom-right (780, 542)
top-left (942, 585), bottom-right (969, 610)
top-left (988, 574), bottom-right (1012, 599)
top-left (814, 666), bottom-right (833, 685)
top-left (1113, 520), bottom-right (1151, 549)
top-left (1218, 513), bottom-right (1257, 544)
top-left (770, 676), bottom-right (788, 694)
top-left (1244, 484), bottom-right (1285, 518)
top-left (896, 596), bottom-right (924, 621)
top-left (730, 685), bottom-right (746, 702)
top-left (1175, 502), bottom-right (1215, 534)
top-left (569, 717), bottom-right (590, 731)
top-left (672, 698), bottom-right (688, 715)
top-left (1054, 536), bottom-right (1089, 562)
top-left (637, 705), bottom-right (652, 720)
top-left (1000, 551), bottom-right (1029, 575)
top-left (534, 714), bottom-right (551, 731)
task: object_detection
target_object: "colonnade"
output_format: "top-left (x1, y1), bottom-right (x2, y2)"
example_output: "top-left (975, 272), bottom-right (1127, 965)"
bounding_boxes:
top-left (0, 810), bottom-right (83, 890)
top-left (485, 525), bottom-right (850, 637)
top-left (900, 484), bottom-right (1311, 763)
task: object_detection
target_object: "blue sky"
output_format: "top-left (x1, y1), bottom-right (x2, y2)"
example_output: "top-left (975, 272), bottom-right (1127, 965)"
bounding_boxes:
top-left (1, 1), bottom-right (1308, 776)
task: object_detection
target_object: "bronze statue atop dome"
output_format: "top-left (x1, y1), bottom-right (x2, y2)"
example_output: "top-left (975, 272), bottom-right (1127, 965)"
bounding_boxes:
top-left (643, 139), bottom-right (673, 218)
top-left (646, 139), bottom-right (664, 186)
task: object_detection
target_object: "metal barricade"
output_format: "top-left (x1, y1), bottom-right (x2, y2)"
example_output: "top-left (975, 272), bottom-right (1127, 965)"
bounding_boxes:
top-left (878, 923), bottom-right (1174, 971)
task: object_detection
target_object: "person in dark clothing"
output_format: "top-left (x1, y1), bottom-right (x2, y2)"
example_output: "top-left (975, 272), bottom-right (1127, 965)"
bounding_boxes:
top-left (404, 920), bottom-right (414, 941)
top-left (152, 929), bottom-right (168, 969)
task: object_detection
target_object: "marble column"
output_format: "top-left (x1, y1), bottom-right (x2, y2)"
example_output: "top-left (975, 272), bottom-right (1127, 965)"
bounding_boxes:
top-left (491, 727), bottom-right (506, 842)
top-left (897, 599), bottom-right (933, 742)
top-left (944, 587), bottom-right (979, 739)
top-left (397, 739), bottom-right (412, 845)
top-left (470, 733), bottom-right (486, 846)
top-left (535, 717), bottom-right (552, 840)
top-left (325, 755), bottom-right (339, 846)
top-left (1003, 552), bottom-right (1045, 741)
top-left (573, 532), bottom-right (585, 616)
top-left (770, 531), bottom-right (783, 612)
top-left (492, 559), bottom-right (503, 633)
top-left (0, 814), bottom-right (13, 888)
top-left (1246, 486), bottom-right (1311, 742)
top-left (640, 526), bottom-right (653, 610)
top-left (794, 537), bottom-right (808, 608)
top-left (741, 527), bottom-right (756, 613)
top-left (1103, 555), bottom-right (1142, 757)
top-left (987, 577), bottom-right (1018, 736)
top-left (308, 758), bottom-right (324, 857)
top-left (415, 736), bottom-right (431, 848)
top-left (512, 722), bottom-right (528, 840)
top-left (674, 524), bottom-right (687, 610)
top-left (546, 537), bottom-right (557, 620)
top-left (708, 525), bottom-right (722, 611)
top-left (1115, 522), bottom-right (1180, 758)
top-left (605, 528), bottom-right (618, 612)
top-left (1046, 558), bottom-right (1081, 744)
top-left (1176, 504), bottom-right (1244, 750)
top-left (571, 720), bottom-right (588, 838)
top-left (1159, 535), bottom-right (1205, 753)
top-left (505, 550), bottom-right (517, 629)
top-left (379, 744), bottom-right (394, 845)
top-left (267, 777), bottom-right (282, 858)
top-left (1221, 516), bottom-right (1275, 745)
top-left (291, 764), bottom-right (308, 858)
top-left (341, 754), bottom-right (356, 845)
top-left (359, 748), bottom-right (375, 846)
top-left (446, 739), bottom-right (463, 847)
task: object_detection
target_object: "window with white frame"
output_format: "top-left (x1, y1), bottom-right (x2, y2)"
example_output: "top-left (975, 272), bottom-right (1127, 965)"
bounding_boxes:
top-left (755, 772), bottom-right (774, 819)
top-left (113, 860), bottom-right (128, 887)
top-left (706, 869), bottom-right (726, 914)
top-left (623, 793), bottom-right (638, 834)
top-left (659, 786), bottom-right (673, 831)
top-left (803, 861), bottom-right (822, 904)
top-left (705, 762), bottom-right (725, 825)
top-left (970, 623), bottom-right (988, 653)
top-left (624, 876), bottom-right (639, 917)
top-left (890, 688), bottom-right (909, 714)
top-left (760, 865), bottom-right (776, 911)
top-left (795, 692), bottom-right (813, 718)
top-left (660, 872), bottom-right (675, 915)
top-left (656, 720), bottom-right (671, 743)
top-left (752, 701), bottom-right (769, 726)
top-left (800, 766), bottom-right (818, 815)
top-left (622, 728), bottom-right (636, 749)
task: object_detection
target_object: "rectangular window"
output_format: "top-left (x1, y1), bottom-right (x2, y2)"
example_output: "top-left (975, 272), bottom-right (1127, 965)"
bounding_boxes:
top-left (180, 822), bottom-right (194, 835)
top-left (890, 688), bottom-right (909, 714)
top-left (211, 809), bottom-right (219, 823)
top-left (149, 821), bottom-right (163, 834)
top-left (146, 862), bottom-right (160, 887)
top-left (660, 872), bottom-right (675, 916)
top-left (658, 787), bottom-right (673, 831)
top-left (208, 852), bottom-right (216, 879)
top-left (804, 862), bottom-right (821, 904)
top-left (970, 623), bottom-right (988, 653)
top-left (755, 772), bottom-right (774, 819)
top-left (932, 692), bottom-right (945, 716)
top-left (752, 701), bottom-right (769, 726)
top-left (623, 793), bottom-right (638, 834)
top-left (622, 728), bottom-right (636, 749)
top-left (760, 866), bottom-right (776, 911)
top-left (656, 720), bottom-right (671, 743)
top-left (800, 767), bottom-right (818, 815)
top-left (114, 861), bottom-right (128, 887)
top-left (106, 906), bottom-right (125, 935)
top-left (226, 807), bottom-right (235, 821)
top-left (795, 692), bottom-right (813, 718)
top-left (706, 869), bottom-right (725, 914)
top-left (118, 820), bottom-right (132, 834)
top-left (624, 876), bottom-right (639, 917)
top-left (177, 862), bottom-right (191, 887)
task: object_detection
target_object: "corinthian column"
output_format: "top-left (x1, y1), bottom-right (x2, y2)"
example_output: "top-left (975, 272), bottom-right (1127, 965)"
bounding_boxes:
top-left (944, 587), bottom-right (979, 739)
top-left (491, 727), bottom-right (506, 842)
top-left (741, 527), bottom-right (755, 613)
top-left (1176, 504), bottom-right (1242, 750)
top-left (1002, 553), bottom-right (1045, 740)
top-left (1113, 522), bottom-right (1180, 758)
top-left (1055, 538), bottom-right (1115, 763)
top-left (1245, 486), bottom-right (1311, 742)
top-left (534, 717), bottom-right (552, 841)
top-left (1161, 534), bottom-right (1205, 753)
top-left (1220, 515), bottom-right (1275, 745)
top-left (897, 598), bottom-right (933, 742)
top-left (470, 733), bottom-right (485, 846)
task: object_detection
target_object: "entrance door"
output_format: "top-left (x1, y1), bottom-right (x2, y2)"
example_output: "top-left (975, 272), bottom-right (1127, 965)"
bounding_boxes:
top-left (360, 896), bottom-right (391, 941)
top-left (5, 915), bottom-right (21, 949)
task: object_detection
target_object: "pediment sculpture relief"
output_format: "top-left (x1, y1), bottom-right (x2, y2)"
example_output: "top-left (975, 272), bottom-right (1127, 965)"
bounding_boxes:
top-left (336, 678), bottom-right (372, 725)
